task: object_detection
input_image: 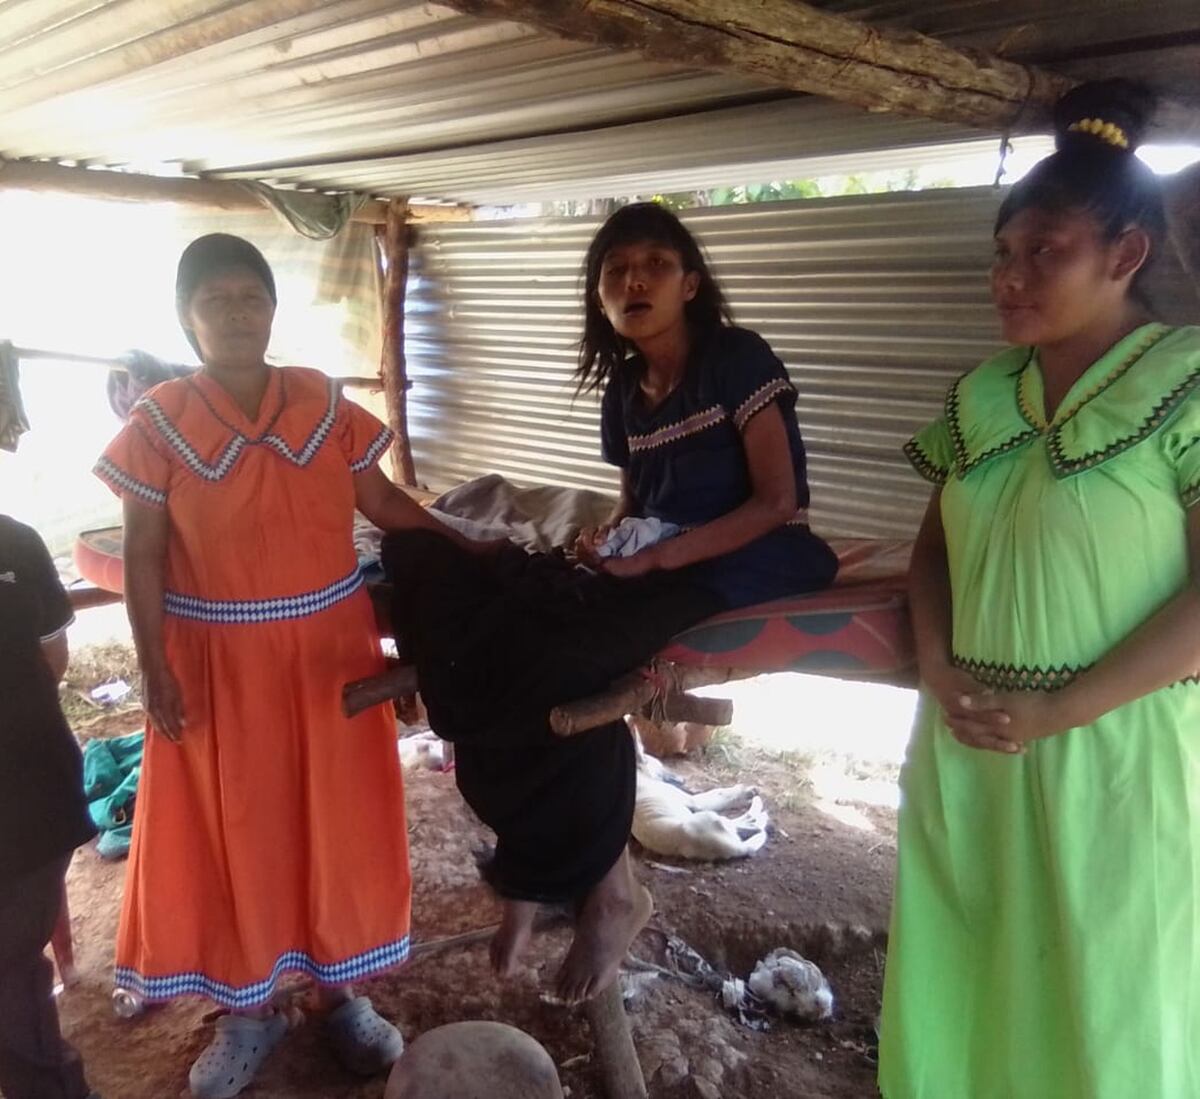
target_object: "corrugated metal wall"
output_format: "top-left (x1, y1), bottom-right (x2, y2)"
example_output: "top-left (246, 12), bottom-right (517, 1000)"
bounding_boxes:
top-left (406, 186), bottom-right (1196, 540)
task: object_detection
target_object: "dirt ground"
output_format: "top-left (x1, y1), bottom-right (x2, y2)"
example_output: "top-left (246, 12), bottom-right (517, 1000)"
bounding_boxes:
top-left (55, 665), bottom-right (897, 1099)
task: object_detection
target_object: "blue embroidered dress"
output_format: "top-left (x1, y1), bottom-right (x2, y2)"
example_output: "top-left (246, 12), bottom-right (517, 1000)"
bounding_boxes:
top-left (600, 325), bottom-right (837, 607)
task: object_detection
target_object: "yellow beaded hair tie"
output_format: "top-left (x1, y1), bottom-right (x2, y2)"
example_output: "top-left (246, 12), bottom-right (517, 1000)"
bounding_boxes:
top-left (1067, 117), bottom-right (1129, 149)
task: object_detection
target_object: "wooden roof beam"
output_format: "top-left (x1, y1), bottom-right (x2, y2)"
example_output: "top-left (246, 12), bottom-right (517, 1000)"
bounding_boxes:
top-left (0, 160), bottom-right (471, 225)
top-left (436, 0), bottom-right (1198, 139)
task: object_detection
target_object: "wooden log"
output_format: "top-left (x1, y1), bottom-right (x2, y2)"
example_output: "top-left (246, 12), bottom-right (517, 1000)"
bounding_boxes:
top-left (378, 197), bottom-right (418, 486)
top-left (662, 691), bottom-right (733, 728)
top-left (0, 160), bottom-right (468, 225)
top-left (583, 981), bottom-right (648, 1099)
top-left (549, 662), bottom-right (746, 737)
top-left (13, 343), bottom-right (381, 390)
top-left (437, 0), bottom-right (1199, 141)
top-left (343, 662), bottom-right (419, 718)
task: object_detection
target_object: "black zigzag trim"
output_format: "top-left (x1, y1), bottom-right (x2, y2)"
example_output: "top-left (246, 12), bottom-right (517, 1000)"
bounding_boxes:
top-left (1048, 367), bottom-right (1200, 478)
top-left (902, 438), bottom-right (949, 485)
top-left (955, 656), bottom-right (1200, 693)
top-left (953, 656), bottom-right (1086, 693)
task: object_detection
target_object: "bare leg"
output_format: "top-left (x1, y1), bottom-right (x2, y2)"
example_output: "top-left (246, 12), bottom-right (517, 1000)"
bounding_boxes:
top-left (316, 984), bottom-right (354, 1011)
top-left (555, 849), bottom-right (652, 1005)
top-left (490, 898), bottom-right (540, 978)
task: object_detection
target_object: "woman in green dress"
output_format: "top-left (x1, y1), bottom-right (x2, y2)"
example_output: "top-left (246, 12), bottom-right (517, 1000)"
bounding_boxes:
top-left (879, 80), bottom-right (1200, 1099)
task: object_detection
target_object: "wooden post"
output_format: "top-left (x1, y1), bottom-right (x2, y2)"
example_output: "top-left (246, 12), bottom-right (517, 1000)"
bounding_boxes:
top-left (584, 982), bottom-right (648, 1099)
top-left (379, 197), bottom-right (418, 486)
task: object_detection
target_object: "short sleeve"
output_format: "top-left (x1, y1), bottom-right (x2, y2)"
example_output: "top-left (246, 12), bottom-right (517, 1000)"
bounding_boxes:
top-left (600, 380), bottom-right (629, 468)
top-left (94, 413), bottom-right (171, 509)
top-left (338, 393), bottom-right (394, 473)
top-left (1162, 393), bottom-right (1200, 509)
top-left (18, 524), bottom-right (73, 640)
top-left (716, 329), bottom-right (797, 432)
top-left (903, 417), bottom-right (955, 486)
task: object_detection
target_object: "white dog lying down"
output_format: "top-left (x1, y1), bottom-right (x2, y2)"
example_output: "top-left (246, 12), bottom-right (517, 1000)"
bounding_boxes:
top-left (632, 730), bottom-right (769, 860)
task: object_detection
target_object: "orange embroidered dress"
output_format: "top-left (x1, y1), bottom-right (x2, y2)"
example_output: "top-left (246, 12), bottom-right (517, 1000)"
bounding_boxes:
top-left (95, 366), bottom-right (411, 1008)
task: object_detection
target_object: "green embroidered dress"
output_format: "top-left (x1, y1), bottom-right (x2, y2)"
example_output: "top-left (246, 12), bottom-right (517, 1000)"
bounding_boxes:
top-left (880, 324), bottom-right (1200, 1099)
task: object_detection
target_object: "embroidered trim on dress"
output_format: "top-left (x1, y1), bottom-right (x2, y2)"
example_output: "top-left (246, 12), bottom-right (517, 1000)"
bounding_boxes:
top-left (94, 457), bottom-right (167, 507)
top-left (1050, 324), bottom-right (1168, 431)
top-left (1048, 369), bottom-right (1200, 478)
top-left (954, 655), bottom-right (1200, 693)
top-left (734, 378), bottom-right (794, 430)
top-left (163, 567), bottom-right (363, 624)
top-left (1015, 354), bottom-right (1045, 432)
top-left (628, 405), bottom-right (727, 454)
top-left (945, 375), bottom-right (1039, 477)
top-left (114, 936), bottom-right (409, 1009)
top-left (138, 378), bottom-right (340, 483)
top-left (953, 656), bottom-right (1086, 692)
top-left (902, 439), bottom-right (949, 485)
top-left (350, 425), bottom-right (394, 473)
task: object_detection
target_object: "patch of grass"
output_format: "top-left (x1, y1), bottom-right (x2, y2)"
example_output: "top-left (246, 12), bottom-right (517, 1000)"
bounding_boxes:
top-left (59, 641), bottom-right (142, 730)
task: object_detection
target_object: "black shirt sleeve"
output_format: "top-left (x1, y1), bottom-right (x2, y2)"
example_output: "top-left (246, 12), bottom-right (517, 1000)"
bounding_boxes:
top-left (21, 524), bottom-right (73, 641)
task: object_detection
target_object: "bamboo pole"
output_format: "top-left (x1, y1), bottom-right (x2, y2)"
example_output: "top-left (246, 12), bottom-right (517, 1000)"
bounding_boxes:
top-left (378, 197), bottom-right (418, 486)
top-left (0, 160), bottom-right (470, 225)
top-left (10, 345), bottom-right (380, 391)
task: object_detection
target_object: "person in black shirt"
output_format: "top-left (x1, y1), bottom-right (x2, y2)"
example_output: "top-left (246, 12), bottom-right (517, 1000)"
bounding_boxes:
top-left (0, 515), bottom-right (100, 1099)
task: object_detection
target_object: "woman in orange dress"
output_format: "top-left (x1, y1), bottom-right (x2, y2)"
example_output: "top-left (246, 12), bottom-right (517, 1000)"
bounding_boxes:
top-left (95, 234), bottom-right (468, 1099)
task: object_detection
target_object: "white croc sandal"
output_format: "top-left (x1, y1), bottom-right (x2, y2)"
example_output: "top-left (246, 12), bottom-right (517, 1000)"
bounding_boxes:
top-left (188, 1012), bottom-right (288, 1099)
top-left (325, 996), bottom-right (405, 1076)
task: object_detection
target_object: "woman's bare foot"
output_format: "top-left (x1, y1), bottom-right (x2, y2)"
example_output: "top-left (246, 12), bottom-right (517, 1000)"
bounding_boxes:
top-left (555, 850), bottom-right (653, 1005)
top-left (490, 898), bottom-right (540, 977)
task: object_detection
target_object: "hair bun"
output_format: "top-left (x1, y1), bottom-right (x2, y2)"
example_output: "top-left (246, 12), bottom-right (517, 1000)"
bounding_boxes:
top-left (1053, 79), bottom-right (1156, 154)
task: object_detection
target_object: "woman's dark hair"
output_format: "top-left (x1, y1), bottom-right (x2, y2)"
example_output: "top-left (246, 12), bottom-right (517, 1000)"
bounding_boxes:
top-left (995, 79), bottom-right (1166, 300)
top-left (176, 233), bottom-right (277, 356)
top-left (575, 202), bottom-right (731, 393)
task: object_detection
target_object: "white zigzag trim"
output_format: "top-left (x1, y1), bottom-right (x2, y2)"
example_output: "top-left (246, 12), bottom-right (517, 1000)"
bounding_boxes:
top-left (163, 567), bottom-right (363, 624)
top-left (628, 405), bottom-right (727, 454)
top-left (137, 379), bottom-right (340, 481)
top-left (734, 378), bottom-right (794, 430)
top-left (94, 456), bottom-right (167, 507)
top-left (350, 425), bottom-right (394, 472)
top-left (114, 935), bottom-right (410, 1008)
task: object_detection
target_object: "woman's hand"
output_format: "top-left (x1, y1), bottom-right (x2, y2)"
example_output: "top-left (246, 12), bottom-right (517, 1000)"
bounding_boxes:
top-left (574, 525), bottom-right (612, 569)
top-left (956, 689), bottom-right (1075, 747)
top-left (922, 661), bottom-right (1020, 755)
top-left (142, 660), bottom-right (186, 743)
top-left (601, 545), bottom-right (662, 578)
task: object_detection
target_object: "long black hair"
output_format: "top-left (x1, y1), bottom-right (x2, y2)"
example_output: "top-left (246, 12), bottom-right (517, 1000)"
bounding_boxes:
top-left (575, 202), bottom-right (731, 394)
top-left (996, 79), bottom-right (1165, 301)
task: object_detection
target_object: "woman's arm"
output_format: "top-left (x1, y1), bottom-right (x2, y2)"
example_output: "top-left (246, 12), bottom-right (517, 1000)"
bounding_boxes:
top-left (976, 506), bottom-right (1200, 743)
top-left (908, 490), bottom-right (1020, 753)
top-left (353, 466), bottom-right (505, 555)
top-left (123, 496), bottom-right (185, 741)
top-left (40, 632), bottom-right (69, 683)
top-left (607, 403), bottom-right (796, 576)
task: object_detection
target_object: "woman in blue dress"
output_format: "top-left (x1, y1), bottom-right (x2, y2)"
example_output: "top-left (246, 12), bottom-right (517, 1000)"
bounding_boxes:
top-left (580, 202), bottom-right (837, 607)
top-left (385, 202), bottom-right (835, 1008)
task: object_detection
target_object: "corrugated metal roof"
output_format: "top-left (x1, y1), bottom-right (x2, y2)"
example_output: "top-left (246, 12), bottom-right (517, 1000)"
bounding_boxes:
top-left (220, 98), bottom-right (990, 204)
top-left (406, 185), bottom-right (1199, 539)
top-left (0, 1), bottom-right (768, 187)
top-left (2, 1), bottom-right (1194, 206)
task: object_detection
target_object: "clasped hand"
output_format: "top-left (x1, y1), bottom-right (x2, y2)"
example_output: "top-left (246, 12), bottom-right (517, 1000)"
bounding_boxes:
top-left (927, 664), bottom-right (1073, 754)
